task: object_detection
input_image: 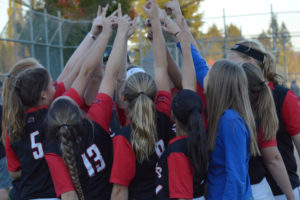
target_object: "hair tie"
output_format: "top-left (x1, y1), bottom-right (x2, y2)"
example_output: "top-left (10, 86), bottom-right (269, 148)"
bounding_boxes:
top-left (60, 123), bottom-right (69, 128)
top-left (138, 92), bottom-right (145, 96)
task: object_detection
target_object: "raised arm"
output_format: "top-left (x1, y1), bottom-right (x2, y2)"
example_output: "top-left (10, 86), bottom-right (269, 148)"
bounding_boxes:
top-left (144, 0), bottom-right (169, 92)
top-left (71, 7), bottom-right (115, 97)
top-left (176, 18), bottom-right (196, 91)
top-left (115, 18), bottom-right (137, 109)
top-left (165, 0), bottom-right (200, 51)
top-left (99, 4), bottom-right (132, 98)
top-left (57, 5), bottom-right (105, 85)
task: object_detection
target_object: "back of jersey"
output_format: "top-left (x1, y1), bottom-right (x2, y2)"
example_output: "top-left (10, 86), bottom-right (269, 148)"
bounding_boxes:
top-left (10, 108), bottom-right (56, 199)
top-left (76, 120), bottom-right (113, 200)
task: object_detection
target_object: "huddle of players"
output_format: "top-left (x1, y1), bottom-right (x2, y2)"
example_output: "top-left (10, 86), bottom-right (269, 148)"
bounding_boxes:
top-left (2, 0), bottom-right (300, 200)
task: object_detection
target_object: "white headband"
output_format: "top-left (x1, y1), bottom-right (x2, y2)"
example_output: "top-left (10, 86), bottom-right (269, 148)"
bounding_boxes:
top-left (126, 67), bottom-right (146, 80)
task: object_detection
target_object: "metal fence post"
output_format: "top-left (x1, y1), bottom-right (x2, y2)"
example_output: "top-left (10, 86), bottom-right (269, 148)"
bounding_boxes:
top-left (29, 6), bottom-right (35, 57)
top-left (13, 0), bottom-right (18, 62)
top-left (44, 9), bottom-right (50, 72)
top-left (223, 8), bottom-right (228, 58)
top-left (138, 14), bottom-right (143, 66)
top-left (57, 11), bottom-right (64, 72)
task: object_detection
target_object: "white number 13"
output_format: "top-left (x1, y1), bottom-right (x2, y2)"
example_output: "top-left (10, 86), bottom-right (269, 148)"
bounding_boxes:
top-left (81, 144), bottom-right (106, 177)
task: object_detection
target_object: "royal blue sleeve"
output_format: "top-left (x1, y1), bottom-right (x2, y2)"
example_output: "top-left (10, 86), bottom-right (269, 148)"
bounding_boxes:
top-left (219, 114), bottom-right (250, 200)
top-left (177, 42), bottom-right (209, 88)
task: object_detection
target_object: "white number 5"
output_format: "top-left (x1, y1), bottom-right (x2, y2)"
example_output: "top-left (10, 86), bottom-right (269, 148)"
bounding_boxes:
top-left (30, 131), bottom-right (44, 160)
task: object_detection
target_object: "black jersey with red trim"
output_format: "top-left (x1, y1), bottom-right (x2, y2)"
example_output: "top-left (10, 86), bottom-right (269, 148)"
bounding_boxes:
top-left (110, 91), bottom-right (173, 200)
top-left (265, 83), bottom-right (300, 195)
top-left (249, 124), bottom-right (277, 184)
top-left (156, 136), bottom-right (204, 199)
top-left (6, 106), bottom-right (56, 199)
top-left (45, 119), bottom-right (113, 200)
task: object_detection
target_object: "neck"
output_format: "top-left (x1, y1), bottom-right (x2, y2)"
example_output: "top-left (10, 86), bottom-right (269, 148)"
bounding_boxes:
top-left (176, 123), bottom-right (187, 137)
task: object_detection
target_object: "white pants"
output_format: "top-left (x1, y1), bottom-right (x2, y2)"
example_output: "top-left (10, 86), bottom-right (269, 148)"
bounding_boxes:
top-left (251, 178), bottom-right (275, 200)
top-left (193, 196), bottom-right (205, 200)
top-left (274, 187), bottom-right (300, 200)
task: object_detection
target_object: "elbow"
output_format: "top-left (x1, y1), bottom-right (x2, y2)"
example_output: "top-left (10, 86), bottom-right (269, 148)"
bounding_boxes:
top-left (9, 170), bottom-right (21, 180)
top-left (264, 154), bottom-right (282, 168)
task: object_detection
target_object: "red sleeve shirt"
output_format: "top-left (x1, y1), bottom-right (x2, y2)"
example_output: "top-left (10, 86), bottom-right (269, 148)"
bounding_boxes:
top-left (282, 90), bottom-right (300, 136)
top-left (87, 93), bottom-right (114, 133)
top-left (257, 126), bottom-right (277, 149)
top-left (53, 82), bottom-right (66, 100)
top-left (109, 135), bottom-right (136, 186)
top-left (155, 91), bottom-right (171, 118)
top-left (44, 153), bottom-right (75, 197)
top-left (63, 88), bottom-right (85, 108)
top-left (5, 133), bottom-right (21, 172)
top-left (116, 104), bottom-right (129, 127)
top-left (168, 152), bottom-right (194, 199)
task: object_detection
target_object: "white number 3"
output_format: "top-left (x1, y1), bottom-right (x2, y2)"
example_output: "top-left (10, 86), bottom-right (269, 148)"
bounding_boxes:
top-left (30, 131), bottom-right (44, 160)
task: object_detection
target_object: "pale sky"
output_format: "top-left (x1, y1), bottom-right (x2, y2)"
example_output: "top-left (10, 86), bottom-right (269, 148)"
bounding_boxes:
top-left (199, 0), bottom-right (300, 51)
top-left (0, 0), bottom-right (299, 50)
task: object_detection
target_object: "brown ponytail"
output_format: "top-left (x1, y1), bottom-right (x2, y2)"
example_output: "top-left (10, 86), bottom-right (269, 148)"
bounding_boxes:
top-left (2, 58), bottom-right (39, 144)
top-left (242, 63), bottom-right (278, 141)
top-left (123, 72), bottom-right (158, 163)
top-left (7, 67), bottom-right (49, 143)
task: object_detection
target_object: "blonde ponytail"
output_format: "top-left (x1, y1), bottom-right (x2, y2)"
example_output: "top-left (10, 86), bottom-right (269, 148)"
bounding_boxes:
top-left (123, 72), bottom-right (158, 163)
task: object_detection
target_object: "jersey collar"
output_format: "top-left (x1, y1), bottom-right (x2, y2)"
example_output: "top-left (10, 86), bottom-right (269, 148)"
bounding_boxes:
top-left (25, 105), bottom-right (49, 114)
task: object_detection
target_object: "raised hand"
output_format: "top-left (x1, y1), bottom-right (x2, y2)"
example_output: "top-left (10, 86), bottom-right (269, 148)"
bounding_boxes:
top-left (165, 0), bottom-right (182, 17)
top-left (90, 5), bottom-right (103, 36)
top-left (161, 10), bottom-right (180, 36)
top-left (127, 18), bottom-right (137, 39)
top-left (176, 16), bottom-right (191, 45)
top-left (102, 6), bottom-right (118, 37)
top-left (143, 0), bottom-right (160, 20)
top-left (116, 3), bottom-right (131, 37)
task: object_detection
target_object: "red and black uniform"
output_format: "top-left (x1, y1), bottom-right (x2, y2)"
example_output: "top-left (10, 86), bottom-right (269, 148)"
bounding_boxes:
top-left (265, 82), bottom-right (300, 195)
top-left (5, 106), bottom-right (57, 199)
top-left (110, 91), bottom-right (174, 200)
top-left (156, 136), bottom-right (205, 199)
top-left (249, 125), bottom-right (277, 184)
top-left (45, 89), bottom-right (114, 200)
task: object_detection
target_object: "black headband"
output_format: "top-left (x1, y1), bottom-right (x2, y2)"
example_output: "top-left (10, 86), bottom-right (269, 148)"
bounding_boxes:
top-left (231, 44), bottom-right (265, 63)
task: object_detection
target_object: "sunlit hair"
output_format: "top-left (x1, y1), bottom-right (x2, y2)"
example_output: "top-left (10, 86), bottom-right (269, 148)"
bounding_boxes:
top-left (123, 72), bottom-right (157, 163)
top-left (233, 39), bottom-right (283, 84)
top-left (242, 63), bottom-right (278, 141)
top-left (2, 58), bottom-right (40, 144)
top-left (45, 97), bottom-right (85, 200)
top-left (171, 89), bottom-right (208, 180)
top-left (206, 59), bottom-right (260, 156)
top-left (5, 59), bottom-right (49, 143)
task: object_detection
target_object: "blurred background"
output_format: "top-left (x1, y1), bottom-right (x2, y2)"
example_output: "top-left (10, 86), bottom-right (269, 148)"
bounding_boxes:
top-left (0, 0), bottom-right (299, 96)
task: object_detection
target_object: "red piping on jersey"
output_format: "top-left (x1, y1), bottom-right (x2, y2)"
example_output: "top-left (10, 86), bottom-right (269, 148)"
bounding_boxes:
top-left (25, 105), bottom-right (49, 114)
top-left (168, 135), bottom-right (187, 145)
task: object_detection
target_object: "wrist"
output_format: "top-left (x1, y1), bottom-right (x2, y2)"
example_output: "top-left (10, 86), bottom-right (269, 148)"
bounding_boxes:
top-left (88, 32), bottom-right (97, 40)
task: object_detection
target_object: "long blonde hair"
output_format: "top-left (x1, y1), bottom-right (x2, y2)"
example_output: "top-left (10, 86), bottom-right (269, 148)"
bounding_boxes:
top-left (123, 72), bottom-right (157, 163)
top-left (2, 58), bottom-right (40, 144)
top-left (242, 63), bottom-right (278, 141)
top-left (207, 59), bottom-right (260, 156)
top-left (233, 39), bottom-right (283, 85)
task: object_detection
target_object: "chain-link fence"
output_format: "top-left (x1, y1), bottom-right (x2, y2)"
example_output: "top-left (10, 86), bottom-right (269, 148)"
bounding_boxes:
top-left (0, 1), bottom-right (300, 84)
